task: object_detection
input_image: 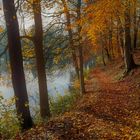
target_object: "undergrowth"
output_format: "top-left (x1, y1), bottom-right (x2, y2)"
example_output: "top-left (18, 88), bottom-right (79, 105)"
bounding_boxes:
top-left (0, 95), bottom-right (21, 139)
top-left (0, 85), bottom-right (80, 139)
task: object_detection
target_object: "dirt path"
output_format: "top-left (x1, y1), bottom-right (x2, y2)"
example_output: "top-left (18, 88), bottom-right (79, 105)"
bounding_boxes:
top-left (16, 67), bottom-right (140, 140)
top-left (44, 68), bottom-right (140, 140)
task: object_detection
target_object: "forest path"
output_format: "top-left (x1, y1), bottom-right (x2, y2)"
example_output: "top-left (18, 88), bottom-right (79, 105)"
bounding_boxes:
top-left (44, 67), bottom-right (140, 139)
top-left (16, 67), bottom-right (140, 140)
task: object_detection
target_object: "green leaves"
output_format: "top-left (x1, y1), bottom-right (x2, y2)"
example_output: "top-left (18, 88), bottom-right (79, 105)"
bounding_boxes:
top-left (0, 96), bottom-right (21, 139)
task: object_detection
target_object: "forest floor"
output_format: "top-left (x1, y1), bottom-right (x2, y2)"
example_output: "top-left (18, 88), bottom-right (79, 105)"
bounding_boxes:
top-left (16, 50), bottom-right (140, 140)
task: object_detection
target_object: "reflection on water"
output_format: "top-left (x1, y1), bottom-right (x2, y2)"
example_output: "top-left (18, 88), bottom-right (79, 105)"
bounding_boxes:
top-left (0, 69), bottom-right (72, 101)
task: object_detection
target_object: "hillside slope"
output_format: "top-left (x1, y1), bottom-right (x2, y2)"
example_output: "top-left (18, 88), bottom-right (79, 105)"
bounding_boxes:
top-left (16, 53), bottom-right (140, 140)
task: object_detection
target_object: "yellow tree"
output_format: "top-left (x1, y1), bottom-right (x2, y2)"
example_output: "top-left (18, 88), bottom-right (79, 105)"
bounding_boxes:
top-left (83, 0), bottom-right (137, 71)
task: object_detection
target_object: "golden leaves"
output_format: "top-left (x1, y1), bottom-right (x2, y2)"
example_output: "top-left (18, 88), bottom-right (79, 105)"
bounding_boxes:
top-left (22, 45), bottom-right (35, 58)
top-left (0, 26), bottom-right (4, 33)
top-left (13, 16), bottom-right (16, 20)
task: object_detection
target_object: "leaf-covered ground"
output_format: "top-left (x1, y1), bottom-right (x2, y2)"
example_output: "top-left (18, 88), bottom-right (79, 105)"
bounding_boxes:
top-left (15, 58), bottom-right (140, 140)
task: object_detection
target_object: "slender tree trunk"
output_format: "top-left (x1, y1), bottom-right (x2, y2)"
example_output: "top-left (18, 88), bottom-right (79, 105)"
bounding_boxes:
top-left (77, 0), bottom-right (85, 94)
top-left (32, 0), bottom-right (50, 118)
top-left (102, 48), bottom-right (106, 66)
top-left (104, 35), bottom-right (111, 61)
top-left (124, 1), bottom-right (136, 72)
top-left (100, 33), bottom-right (106, 66)
top-left (119, 33), bottom-right (124, 58)
top-left (109, 18), bottom-right (114, 58)
top-left (116, 25), bottom-right (120, 57)
top-left (61, 0), bottom-right (80, 79)
top-left (133, 0), bottom-right (138, 49)
top-left (116, 20), bottom-right (123, 58)
top-left (107, 26), bottom-right (112, 61)
top-left (72, 53), bottom-right (80, 79)
top-left (117, 18), bottom-right (124, 57)
top-left (78, 46), bottom-right (85, 93)
top-left (117, 16), bottom-right (124, 58)
top-left (105, 48), bottom-right (111, 61)
top-left (134, 26), bottom-right (138, 49)
top-left (2, 0), bottom-right (33, 130)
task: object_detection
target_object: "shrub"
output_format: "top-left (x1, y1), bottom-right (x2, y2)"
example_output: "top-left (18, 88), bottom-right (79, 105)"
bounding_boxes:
top-left (84, 69), bottom-right (91, 80)
top-left (0, 94), bottom-right (21, 139)
top-left (50, 89), bottom-right (80, 116)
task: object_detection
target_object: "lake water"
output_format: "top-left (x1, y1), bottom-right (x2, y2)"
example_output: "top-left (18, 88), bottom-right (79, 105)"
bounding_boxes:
top-left (0, 68), bottom-right (73, 102)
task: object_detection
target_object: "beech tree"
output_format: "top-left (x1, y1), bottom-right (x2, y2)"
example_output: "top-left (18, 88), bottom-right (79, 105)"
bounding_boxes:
top-left (2, 0), bottom-right (33, 130)
top-left (76, 0), bottom-right (85, 94)
top-left (61, 0), bottom-right (80, 79)
top-left (32, 0), bottom-right (51, 118)
top-left (83, 0), bottom-right (138, 72)
top-left (124, 0), bottom-right (136, 72)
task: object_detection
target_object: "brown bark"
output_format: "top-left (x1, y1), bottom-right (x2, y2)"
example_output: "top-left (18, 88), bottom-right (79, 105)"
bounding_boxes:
top-left (117, 17), bottom-right (124, 57)
top-left (78, 46), bottom-right (85, 94)
top-left (124, 1), bottom-right (136, 72)
top-left (77, 0), bottom-right (85, 94)
top-left (61, 0), bottom-right (80, 79)
top-left (133, 1), bottom-right (138, 49)
top-left (2, 0), bottom-right (33, 130)
top-left (102, 48), bottom-right (106, 66)
top-left (32, 0), bottom-right (50, 118)
top-left (116, 20), bottom-right (124, 58)
top-left (109, 18), bottom-right (114, 58)
top-left (100, 33), bottom-right (106, 66)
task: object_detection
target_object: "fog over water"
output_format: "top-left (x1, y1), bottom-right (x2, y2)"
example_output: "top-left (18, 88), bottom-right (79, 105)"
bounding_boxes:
top-left (0, 69), bottom-right (72, 100)
top-left (0, 0), bottom-right (73, 104)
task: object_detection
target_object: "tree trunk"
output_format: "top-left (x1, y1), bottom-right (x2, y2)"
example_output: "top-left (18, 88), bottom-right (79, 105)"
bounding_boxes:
top-left (116, 20), bottom-right (124, 58)
top-left (72, 53), bottom-right (80, 79)
top-left (77, 0), bottom-right (85, 94)
top-left (102, 49), bottom-right (106, 66)
top-left (32, 0), bottom-right (50, 118)
top-left (133, 1), bottom-right (138, 49)
top-left (105, 48), bottom-right (111, 61)
top-left (124, 1), bottom-right (136, 72)
top-left (104, 35), bottom-right (111, 61)
top-left (134, 26), bottom-right (138, 49)
top-left (109, 18), bottom-right (114, 58)
top-left (61, 0), bottom-right (80, 79)
top-left (2, 0), bottom-right (33, 130)
top-left (78, 46), bottom-right (85, 94)
top-left (100, 33), bottom-right (106, 66)
top-left (117, 18), bottom-right (124, 57)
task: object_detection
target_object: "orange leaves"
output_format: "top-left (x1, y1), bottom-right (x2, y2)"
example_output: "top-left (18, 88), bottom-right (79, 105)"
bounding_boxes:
top-left (73, 79), bottom-right (80, 89)
top-left (12, 16), bottom-right (16, 20)
top-left (65, 24), bottom-right (72, 31)
top-left (87, 13), bottom-right (93, 19)
top-left (0, 26), bottom-right (4, 33)
top-left (63, 6), bottom-right (68, 13)
top-left (81, 0), bottom-right (126, 58)
top-left (14, 62), bottom-right (140, 140)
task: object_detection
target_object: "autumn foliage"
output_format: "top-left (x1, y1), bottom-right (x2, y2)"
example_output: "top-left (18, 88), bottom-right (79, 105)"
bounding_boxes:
top-left (0, 0), bottom-right (140, 139)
